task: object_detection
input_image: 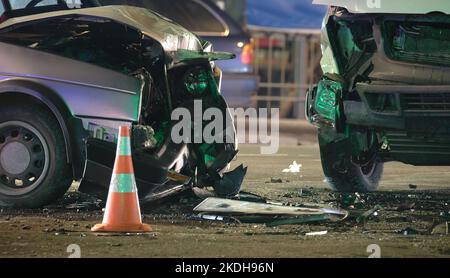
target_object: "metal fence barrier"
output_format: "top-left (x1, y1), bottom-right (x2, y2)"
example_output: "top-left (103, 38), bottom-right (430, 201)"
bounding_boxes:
top-left (249, 26), bottom-right (322, 119)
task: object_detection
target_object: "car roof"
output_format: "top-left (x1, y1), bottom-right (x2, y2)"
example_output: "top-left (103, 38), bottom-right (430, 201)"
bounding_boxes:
top-left (313, 0), bottom-right (450, 14)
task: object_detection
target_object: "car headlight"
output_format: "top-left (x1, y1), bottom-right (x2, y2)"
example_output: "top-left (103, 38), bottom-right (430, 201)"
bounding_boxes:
top-left (184, 67), bottom-right (208, 96)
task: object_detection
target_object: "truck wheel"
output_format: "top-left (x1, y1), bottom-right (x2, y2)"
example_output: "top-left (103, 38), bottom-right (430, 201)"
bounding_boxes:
top-left (319, 133), bottom-right (384, 192)
top-left (0, 103), bottom-right (73, 208)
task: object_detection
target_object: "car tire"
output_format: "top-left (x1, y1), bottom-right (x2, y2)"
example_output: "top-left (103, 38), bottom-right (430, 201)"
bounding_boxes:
top-left (319, 133), bottom-right (384, 192)
top-left (0, 102), bottom-right (73, 208)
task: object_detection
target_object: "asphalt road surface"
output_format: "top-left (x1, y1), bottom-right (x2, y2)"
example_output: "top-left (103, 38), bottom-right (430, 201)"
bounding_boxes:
top-left (1, 141), bottom-right (450, 258)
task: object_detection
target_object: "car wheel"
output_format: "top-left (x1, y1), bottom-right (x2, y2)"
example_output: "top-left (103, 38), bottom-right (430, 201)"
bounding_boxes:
top-left (319, 133), bottom-right (384, 192)
top-left (0, 103), bottom-right (73, 208)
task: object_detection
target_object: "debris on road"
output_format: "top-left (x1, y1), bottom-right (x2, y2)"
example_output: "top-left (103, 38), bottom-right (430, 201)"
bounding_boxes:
top-left (340, 192), bottom-right (366, 209)
top-left (409, 184), bottom-right (418, 189)
top-left (193, 197), bottom-right (348, 227)
top-left (282, 161), bottom-right (302, 173)
top-left (266, 215), bottom-right (331, 227)
top-left (305, 231), bottom-right (328, 236)
top-left (398, 227), bottom-right (420, 236)
top-left (396, 202), bottom-right (416, 212)
top-left (356, 205), bottom-right (382, 224)
top-left (266, 178), bottom-right (284, 184)
top-left (65, 201), bottom-right (102, 210)
top-left (431, 222), bottom-right (449, 235)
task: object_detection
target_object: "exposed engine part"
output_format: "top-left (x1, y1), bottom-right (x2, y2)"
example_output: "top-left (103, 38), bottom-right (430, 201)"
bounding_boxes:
top-left (132, 125), bottom-right (158, 151)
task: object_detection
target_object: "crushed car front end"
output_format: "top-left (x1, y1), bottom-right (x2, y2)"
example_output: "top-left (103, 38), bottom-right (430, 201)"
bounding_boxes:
top-left (0, 5), bottom-right (245, 207)
top-left (307, 1), bottom-right (450, 192)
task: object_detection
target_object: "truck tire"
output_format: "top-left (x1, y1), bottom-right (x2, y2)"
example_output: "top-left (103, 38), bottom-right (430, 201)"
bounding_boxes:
top-left (319, 133), bottom-right (384, 192)
top-left (0, 102), bottom-right (73, 208)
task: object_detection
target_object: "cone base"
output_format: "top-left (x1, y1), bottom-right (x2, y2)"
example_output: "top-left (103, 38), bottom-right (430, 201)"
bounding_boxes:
top-left (91, 223), bottom-right (152, 233)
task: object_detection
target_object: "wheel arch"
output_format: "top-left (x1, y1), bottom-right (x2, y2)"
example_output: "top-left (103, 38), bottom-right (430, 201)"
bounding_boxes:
top-left (0, 79), bottom-right (87, 180)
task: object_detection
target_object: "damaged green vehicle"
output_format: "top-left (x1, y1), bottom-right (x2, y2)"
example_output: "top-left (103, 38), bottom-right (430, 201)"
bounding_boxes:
top-left (308, 0), bottom-right (450, 192)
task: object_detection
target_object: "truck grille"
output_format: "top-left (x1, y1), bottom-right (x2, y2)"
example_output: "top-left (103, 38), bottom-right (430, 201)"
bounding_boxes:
top-left (402, 93), bottom-right (450, 112)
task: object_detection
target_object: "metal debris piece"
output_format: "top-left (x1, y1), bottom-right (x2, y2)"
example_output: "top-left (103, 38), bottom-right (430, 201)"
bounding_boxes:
top-left (398, 227), bottom-right (420, 236)
top-left (193, 197), bottom-right (348, 227)
top-left (213, 165), bottom-right (248, 197)
top-left (198, 214), bottom-right (224, 221)
top-left (357, 205), bottom-right (382, 223)
top-left (397, 202), bottom-right (415, 212)
top-left (195, 197), bottom-right (325, 216)
top-left (340, 192), bottom-right (365, 209)
top-left (65, 201), bottom-right (102, 210)
top-left (192, 187), bottom-right (217, 199)
top-left (306, 231), bottom-right (328, 236)
top-left (193, 214), bottom-right (240, 224)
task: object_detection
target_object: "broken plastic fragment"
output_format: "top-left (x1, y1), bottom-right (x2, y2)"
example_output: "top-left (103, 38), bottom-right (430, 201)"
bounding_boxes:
top-left (282, 161), bottom-right (302, 173)
top-left (356, 205), bottom-right (382, 224)
top-left (305, 231), bottom-right (328, 236)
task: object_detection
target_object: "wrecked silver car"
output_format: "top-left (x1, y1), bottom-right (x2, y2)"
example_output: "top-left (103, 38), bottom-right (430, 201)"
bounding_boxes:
top-left (308, 0), bottom-right (450, 192)
top-left (0, 2), bottom-right (246, 208)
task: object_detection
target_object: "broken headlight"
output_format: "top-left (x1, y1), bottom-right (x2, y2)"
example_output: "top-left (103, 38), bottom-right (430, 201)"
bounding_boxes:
top-left (307, 77), bottom-right (344, 129)
top-left (184, 67), bottom-right (209, 97)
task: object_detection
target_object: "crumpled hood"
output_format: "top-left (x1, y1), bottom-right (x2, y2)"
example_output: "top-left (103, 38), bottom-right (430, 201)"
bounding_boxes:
top-left (313, 0), bottom-right (450, 14)
top-left (0, 5), bottom-right (203, 53)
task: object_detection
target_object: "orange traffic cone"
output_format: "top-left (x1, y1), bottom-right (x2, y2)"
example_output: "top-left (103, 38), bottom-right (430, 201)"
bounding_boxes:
top-left (91, 126), bottom-right (152, 233)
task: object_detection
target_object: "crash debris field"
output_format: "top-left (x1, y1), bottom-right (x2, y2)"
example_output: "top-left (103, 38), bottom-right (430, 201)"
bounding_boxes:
top-left (1, 143), bottom-right (450, 258)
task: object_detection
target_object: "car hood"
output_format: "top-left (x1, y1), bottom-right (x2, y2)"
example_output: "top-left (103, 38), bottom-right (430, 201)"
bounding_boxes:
top-left (0, 5), bottom-right (203, 53)
top-left (313, 0), bottom-right (450, 14)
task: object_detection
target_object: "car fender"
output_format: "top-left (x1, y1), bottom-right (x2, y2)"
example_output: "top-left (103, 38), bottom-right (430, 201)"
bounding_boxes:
top-left (0, 78), bottom-right (88, 179)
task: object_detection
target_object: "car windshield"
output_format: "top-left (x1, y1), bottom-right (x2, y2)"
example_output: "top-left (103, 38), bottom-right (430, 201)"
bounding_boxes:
top-left (99, 0), bottom-right (227, 34)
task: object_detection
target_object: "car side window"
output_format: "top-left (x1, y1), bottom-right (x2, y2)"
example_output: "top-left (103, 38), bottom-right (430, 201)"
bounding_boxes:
top-left (0, 1), bottom-right (4, 15)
